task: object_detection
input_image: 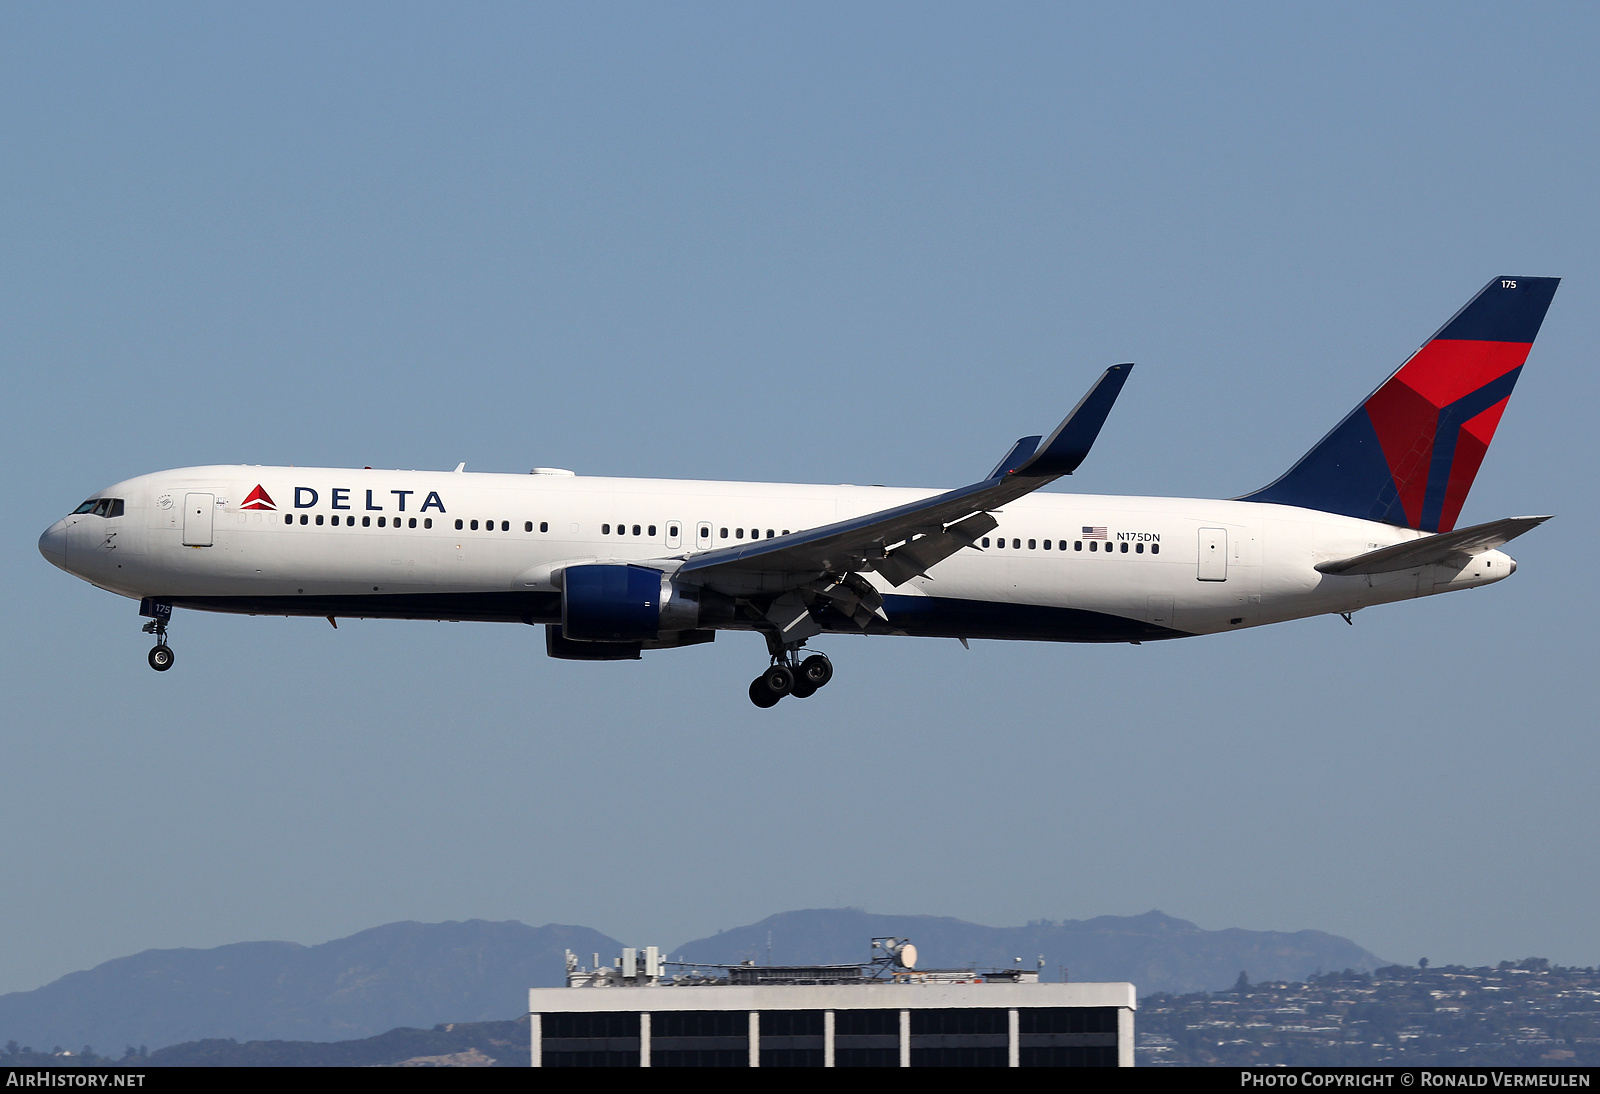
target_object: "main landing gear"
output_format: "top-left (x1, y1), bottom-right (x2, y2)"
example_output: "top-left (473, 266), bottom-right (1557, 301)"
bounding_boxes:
top-left (140, 599), bottom-right (174, 672)
top-left (748, 650), bottom-right (833, 708)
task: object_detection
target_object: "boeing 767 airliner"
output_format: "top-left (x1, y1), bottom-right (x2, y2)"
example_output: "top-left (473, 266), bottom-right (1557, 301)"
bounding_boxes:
top-left (40, 276), bottom-right (1559, 706)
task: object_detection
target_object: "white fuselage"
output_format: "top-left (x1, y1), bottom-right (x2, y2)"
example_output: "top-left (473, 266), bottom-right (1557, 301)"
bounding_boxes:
top-left (40, 464), bottom-right (1516, 644)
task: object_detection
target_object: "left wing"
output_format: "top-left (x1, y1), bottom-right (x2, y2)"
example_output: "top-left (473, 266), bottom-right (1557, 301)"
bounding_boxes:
top-left (677, 364), bottom-right (1133, 596)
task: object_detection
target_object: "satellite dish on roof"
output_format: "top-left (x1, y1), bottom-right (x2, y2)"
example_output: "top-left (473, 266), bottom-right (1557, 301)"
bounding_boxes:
top-left (894, 942), bottom-right (917, 969)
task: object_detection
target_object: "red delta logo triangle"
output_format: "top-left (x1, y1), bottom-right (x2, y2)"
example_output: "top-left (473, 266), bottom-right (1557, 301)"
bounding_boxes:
top-left (241, 485), bottom-right (276, 511)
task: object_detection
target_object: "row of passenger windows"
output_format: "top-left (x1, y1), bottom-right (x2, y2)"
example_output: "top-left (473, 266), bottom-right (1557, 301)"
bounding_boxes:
top-left (272, 513), bottom-right (1152, 558)
top-left (276, 515), bottom-right (795, 539)
top-left (453, 519), bottom-right (553, 532)
top-left (981, 536), bottom-right (1159, 555)
top-left (285, 514), bottom-right (433, 528)
top-left (447, 520), bottom-right (792, 540)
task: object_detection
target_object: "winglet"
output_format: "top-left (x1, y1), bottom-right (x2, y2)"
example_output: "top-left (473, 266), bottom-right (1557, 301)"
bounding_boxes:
top-left (987, 436), bottom-right (1041, 479)
top-left (1011, 363), bottom-right (1133, 477)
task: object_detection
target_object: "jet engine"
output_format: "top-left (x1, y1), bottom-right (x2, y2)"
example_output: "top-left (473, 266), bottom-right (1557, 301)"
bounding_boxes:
top-left (559, 563), bottom-right (729, 643)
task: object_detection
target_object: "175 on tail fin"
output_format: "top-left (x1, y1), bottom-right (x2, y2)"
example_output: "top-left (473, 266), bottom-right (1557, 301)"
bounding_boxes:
top-left (1241, 276), bottom-right (1559, 532)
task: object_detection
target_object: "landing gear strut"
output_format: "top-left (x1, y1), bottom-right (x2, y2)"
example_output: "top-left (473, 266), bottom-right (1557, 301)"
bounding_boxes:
top-left (748, 648), bottom-right (832, 707)
top-left (140, 598), bottom-right (174, 672)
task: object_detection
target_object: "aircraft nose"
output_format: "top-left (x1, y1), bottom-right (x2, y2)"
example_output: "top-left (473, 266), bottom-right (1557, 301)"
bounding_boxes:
top-left (38, 520), bottom-right (68, 570)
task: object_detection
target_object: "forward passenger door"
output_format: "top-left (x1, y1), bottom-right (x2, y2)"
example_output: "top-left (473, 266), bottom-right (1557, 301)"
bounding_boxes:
top-left (183, 493), bottom-right (215, 547)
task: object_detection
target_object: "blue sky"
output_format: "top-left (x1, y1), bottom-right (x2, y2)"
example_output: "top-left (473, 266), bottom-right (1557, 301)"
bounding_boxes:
top-left (3, 2), bottom-right (1597, 995)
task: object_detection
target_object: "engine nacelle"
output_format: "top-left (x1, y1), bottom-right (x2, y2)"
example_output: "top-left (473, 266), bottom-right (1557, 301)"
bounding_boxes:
top-left (560, 564), bottom-right (720, 642)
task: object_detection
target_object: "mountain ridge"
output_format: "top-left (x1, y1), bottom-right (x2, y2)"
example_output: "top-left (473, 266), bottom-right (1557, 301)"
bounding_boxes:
top-left (0, 910), bottom-right (1383, 1053)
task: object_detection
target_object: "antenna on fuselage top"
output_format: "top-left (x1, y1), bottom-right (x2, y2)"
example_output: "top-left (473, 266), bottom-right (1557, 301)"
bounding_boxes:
top-left (453, 462), bottom-right (466, 473)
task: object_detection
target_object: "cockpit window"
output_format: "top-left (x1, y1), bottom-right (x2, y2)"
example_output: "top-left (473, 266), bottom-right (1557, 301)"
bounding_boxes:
top-left (72, 499), bottom-right (124, 517)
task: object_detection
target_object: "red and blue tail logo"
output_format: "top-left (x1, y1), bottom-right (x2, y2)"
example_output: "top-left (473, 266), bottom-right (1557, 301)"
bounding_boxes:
top-left (1242, 276), bottom-right (1559, 532)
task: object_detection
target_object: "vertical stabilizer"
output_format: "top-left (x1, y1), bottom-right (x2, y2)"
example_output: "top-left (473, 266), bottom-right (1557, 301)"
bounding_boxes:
top-left (1240, 276), bottom-right (1559, 532)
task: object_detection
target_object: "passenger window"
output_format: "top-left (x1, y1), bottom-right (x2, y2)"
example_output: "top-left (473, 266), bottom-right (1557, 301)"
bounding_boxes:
top-left (455, 519), bottom-right (464, 530)
top-left (378, 517), bottom-right (386, 527)
top-left (720, 528), bottom-right (729, 539)
top-left (410, 518), bottom-right (418, 528)
top-left (1043, 539), bottom-right (1051, 550)
top-left (423, 518), bottom-right (432, 529)
top-left (1028, 539), bottom-right (1037, 550)
top-left (1074, 541), bottom-right (1081, 551)
top-left (632, 524), bottom-right (640, 536)
top-left (981, 537), bottom-right (990, 547)
top-left (767, 529), bottom-right (774, 538)
top-left (316, 515), bottom-right (325, 526)
top-left (1089, 541), bottom-right (1096, 551)
top-left (1012, 538), bottom-right (1020, 549)
top-left (648, 525), bottom-right (656, 536)
top-left (1136, 542), bottom-right (1144, 553)
top-left (362, 516), bottom-right (371, 527)
top-left (284, 514), bottom-right (293, 525)
top-left (502, 521), bottom-right (510, 531)
top-left (601, 524), bottom-right (609, 535)
top-left (539, 521), bottom-right (548, 533)
top-left (301, 514), bottom-right (309, 525)
top-left (1120, 542), bottom-right (1128, 553)
top-left (996, 538), bottom-right (1004, 549)
top-left (1151, 543), bottom-right (1159, 554)
top-left (524, 521), bottom-right (532, 532)
top-left (782, 529), bottom-right (789, 535)
top-left (667, 524), bottom-right (678, 537)
top-left (1059, 540), bottom-right (1067, 551)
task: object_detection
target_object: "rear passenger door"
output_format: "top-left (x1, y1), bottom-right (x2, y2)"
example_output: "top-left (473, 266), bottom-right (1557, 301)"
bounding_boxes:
top-left (1197, 527), bottom-right (1227, 581)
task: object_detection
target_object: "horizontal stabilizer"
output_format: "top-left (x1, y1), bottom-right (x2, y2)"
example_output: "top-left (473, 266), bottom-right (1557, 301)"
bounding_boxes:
top-left (1315, 515), bottom-right (1550, 576)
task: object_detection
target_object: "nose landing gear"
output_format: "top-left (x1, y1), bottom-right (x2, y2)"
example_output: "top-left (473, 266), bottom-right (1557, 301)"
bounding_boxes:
top-left (139, 598), bottom-right (174, 672)
top-left (748, 649), bottom-right (832, 707)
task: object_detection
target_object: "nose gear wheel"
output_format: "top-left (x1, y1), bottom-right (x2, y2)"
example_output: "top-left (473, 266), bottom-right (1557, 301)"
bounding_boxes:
top-left (140, 601), bottom-right (175, 672)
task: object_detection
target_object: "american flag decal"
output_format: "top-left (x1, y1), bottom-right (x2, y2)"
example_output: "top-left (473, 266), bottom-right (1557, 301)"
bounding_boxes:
top-left (1082, 526), bottom-right (1107, 539)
